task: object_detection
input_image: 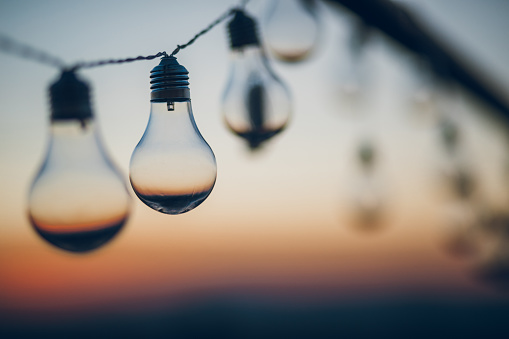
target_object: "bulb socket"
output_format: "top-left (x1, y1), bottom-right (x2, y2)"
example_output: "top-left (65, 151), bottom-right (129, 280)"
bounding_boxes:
top-left (227, 9), bottom-right (260, 49)
top-left (150, 56), bottom-right (190, 102)
top-left (50, 71), bottom-right (93, 121)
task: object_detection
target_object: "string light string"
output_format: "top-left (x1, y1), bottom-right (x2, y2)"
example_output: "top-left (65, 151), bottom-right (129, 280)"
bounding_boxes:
top-left (0, 2), bottom-right (249, 71)
top-left (169, 7), bottom-right (236, 57)
top-left (0, 34), bottom-right (66, 69)
top-left (70, 51), bottom-right (169, 71)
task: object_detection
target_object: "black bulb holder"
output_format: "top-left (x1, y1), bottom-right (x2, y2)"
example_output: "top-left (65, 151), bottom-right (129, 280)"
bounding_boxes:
top-left (227, 9), bottom-right (260, 49)
top-left (150, 56), bottom-right (190, 102)
top-left (50, 71), bottom-right (93, 121)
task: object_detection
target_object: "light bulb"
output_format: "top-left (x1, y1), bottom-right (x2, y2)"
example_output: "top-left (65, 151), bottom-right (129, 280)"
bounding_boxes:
top-left (474, 215), bottom-right (509, 289)
top-left (222, 9), bottom-right (291, 150)
top-left (350, 142), bottom-right (385, 232)
top-left (404, 58), bottom-right (438, 126)
top-left (335, 19), bottom-right (372, 110)
top-left (129, 56), bottom-right (217, 214)
top-left (28, 71), bottom-right (131, 253)
top-left (438, 160), bottom-right (481, 259)
top-left (441, 199), bottom-right (481, 259)
top-left (263, 0), bottom-right (320, 62)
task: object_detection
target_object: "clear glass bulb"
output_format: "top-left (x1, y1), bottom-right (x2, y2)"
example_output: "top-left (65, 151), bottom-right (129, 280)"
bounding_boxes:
top-left (349, 142), bottom-right (385, 232)
top-left (222, 46), bottom-right (291, 150)
top-left (130, 56), bottom-right (216, 215)
top-left (130, 101), bottom-right (216, 214)
top-left (28, 120), bottom-right (130, 253)
top-left (263, 0), bottom-right (320, 62)
top-left (28, 72), bottom-right (130, 253)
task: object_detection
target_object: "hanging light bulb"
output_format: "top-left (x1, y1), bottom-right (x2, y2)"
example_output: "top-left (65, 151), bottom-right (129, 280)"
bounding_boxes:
top-left (130, 56), bottom-right (217, 214)
top-left (222, 9), bottom-right (291, 150)
top-left (28, 71), bottom-right (131, 253)
top-left (471, 160), bottom-right (509, 288)
top-left (404, 57), bottom-right (438, 126)
top-left (438, 162), bottom-right (480, 259)
top-left (335, 17), bottom-right (372, 109)
top-left (441, 196), bottom-right (481, 259)
top-left (263, 0), bottom-right (321, 62)
top-left (467, 214), bottom-right (509, 289)
top-left (436, 107), bottom-right (482, 259)
top-left (350, 141), bottom-right (385, 232)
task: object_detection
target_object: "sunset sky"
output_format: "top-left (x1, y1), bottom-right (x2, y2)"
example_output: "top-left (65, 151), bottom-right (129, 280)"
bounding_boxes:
top-left (1, 0), bottom-right (509, 329)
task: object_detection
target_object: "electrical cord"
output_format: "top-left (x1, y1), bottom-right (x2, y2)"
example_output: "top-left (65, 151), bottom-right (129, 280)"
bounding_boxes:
top-left (0, 0), bottom-right (250, 71)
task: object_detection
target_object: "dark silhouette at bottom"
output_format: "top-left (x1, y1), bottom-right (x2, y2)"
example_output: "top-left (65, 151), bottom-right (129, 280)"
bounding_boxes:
top-left (236, 127), bottom-right (285, 150)
top-left (30, 217), bottom-right (126, 253)
top-left (134, 189), bottom-right (213, 215)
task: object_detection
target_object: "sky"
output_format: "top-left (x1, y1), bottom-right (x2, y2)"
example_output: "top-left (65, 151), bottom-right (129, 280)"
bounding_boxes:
top-left (1, 0), bottom-right (509, 323)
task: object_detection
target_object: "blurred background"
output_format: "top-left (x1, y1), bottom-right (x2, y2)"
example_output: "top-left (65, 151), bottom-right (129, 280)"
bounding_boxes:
top-left (1, 0), bottom-right (509, 337)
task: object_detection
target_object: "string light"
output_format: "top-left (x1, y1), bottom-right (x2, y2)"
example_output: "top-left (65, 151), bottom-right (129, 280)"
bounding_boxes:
top-left (0, 3), bottom-right (242, 70)
top-left (263, 0), bottom-right (321, 63)
top-left (0, 34), bottom-right (66, 69)
top-left (222, 9), bottom-right (291, 150)
top-left (0, 2), bottom-right (258, 248)
top-left (3, 0), bottom-right (509, 296)
top-left (129, 56), bottom-right (217, 214)
top-left (28, 71), bottom-right (131, 253)
top-left (350, 141), bottom-right (385, 232)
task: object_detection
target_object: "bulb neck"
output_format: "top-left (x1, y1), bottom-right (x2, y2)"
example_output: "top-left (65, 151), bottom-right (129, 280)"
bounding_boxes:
top-left (150, 56), bottom-right (190, 102)
top-left (45, 120), bottom-right (104, 165)
top-left (227, 9), bottom-right (260, 50)
top-left (230, 45), bottom-right (264, 60)
top-left (50, 71), bottom-right (93, 121)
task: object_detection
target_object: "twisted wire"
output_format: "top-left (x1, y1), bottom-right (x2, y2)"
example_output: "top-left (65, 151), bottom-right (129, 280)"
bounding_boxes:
top-left (170, 7), bottom-right (237, 57)
top-left (70, 51), bottom-right (168, 71)
top-left (0, 34), bottom-right (66, 69)
top-left (0, 0), bottom-right (251, 70)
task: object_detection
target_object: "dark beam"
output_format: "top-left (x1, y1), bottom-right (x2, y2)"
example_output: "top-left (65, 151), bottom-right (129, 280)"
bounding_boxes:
top-left (323, 0), bottom-right (509, 121)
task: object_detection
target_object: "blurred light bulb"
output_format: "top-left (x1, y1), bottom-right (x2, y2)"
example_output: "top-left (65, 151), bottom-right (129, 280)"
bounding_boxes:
top-left (352, 178), bottom-right (384, 232)
top-left (398, 55), bottom-right (439, 126)
top-left (263, 0), bottom-right (320, 62)
top-left (130, 56), bottom-right (216, 214)
top-left (350, 142), bottom-right (385, 232)
top-left (441, 199), bottom-right (481, 259)
top-left (437, 158), bottom-right (481, 259)
top-left (336, 18), bottom-right (371, 107)
top-left (222, 9), bottom-right (291, 150)
top-left (474, 215), bottom-right (509, 289)
top-left (409, 75), bottom-right (435, 121)
top-left (28, 71), bottom-right (131, 253)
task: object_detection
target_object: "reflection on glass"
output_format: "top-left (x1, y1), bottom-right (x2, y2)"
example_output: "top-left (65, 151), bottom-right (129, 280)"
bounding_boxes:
top-left (263, 0), bottom-right (321, 62)
top-left (130, 102), bottom-right (217, 214)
